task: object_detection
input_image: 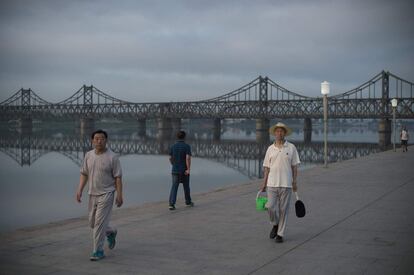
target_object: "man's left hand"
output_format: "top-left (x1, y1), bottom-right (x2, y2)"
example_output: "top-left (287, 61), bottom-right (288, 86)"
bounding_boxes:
top-left (116, 195), bottom-right (123, 207)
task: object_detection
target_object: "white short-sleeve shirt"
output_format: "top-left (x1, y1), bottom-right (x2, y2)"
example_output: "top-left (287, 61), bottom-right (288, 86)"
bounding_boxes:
top-left (263, 141), bottom-right (300, 188)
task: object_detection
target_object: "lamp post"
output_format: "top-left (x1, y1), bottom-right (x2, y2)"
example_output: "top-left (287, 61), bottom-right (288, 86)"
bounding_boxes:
top-left (321, 81), bottom-right (330, 167)
top-left (391, 98), bottom-right (398, 152)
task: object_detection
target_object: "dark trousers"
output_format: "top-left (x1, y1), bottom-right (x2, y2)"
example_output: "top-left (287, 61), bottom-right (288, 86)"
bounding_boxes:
top-left (169, 173), bottom-right (192, 206)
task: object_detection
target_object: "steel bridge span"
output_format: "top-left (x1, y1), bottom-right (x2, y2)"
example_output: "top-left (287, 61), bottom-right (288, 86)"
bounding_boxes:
top-left (1, 70), bottom-right (413, 145)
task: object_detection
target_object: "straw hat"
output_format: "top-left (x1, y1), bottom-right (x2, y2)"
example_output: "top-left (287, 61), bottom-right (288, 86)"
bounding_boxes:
top-left (269, 122), bottom-right (292, 136)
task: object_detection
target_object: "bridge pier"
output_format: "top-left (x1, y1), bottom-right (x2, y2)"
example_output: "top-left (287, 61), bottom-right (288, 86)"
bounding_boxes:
top-left (17, 118), bottom-right (33, 134)
top-left (157, 118), bottom-right (172, 139)
top-left (256, 118), bottom-right (270, 143)
top-left (213, 118), bottom-right (221, 140)
top-left (378, 119), bottom-right (391, 147)
top-left (80, 118), bottom-right (95, 136)
top-left (303, 117), bottom-right (312, 143)
top-left (137, 119), bottom-right (146, 136)
top-left (171, 118), bottom-right (181, 132)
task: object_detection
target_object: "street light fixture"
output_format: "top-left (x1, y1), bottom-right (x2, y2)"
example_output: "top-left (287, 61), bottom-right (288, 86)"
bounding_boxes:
top-left (321, 81), bottom-right (330, 167)
top-left (391, 98), bottom-right (398, 152)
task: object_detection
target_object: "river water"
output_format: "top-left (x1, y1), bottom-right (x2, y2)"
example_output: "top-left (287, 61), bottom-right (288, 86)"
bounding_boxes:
top-left (0, 119), bottom-right (411, 232)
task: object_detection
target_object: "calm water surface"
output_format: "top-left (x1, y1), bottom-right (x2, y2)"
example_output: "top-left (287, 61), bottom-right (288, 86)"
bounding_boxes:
top-left (0, 119), bottom-right (410, 232)
top-left (0, 152), bottom-right (248, 232)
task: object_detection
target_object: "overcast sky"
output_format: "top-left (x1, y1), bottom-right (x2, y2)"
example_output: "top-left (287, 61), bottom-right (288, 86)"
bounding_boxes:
top-left (1, 0), bottom-right (413, 103)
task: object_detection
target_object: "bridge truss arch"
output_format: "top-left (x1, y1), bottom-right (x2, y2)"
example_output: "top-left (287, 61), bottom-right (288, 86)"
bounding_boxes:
top-left (0, 70), bottom-right (413, 121)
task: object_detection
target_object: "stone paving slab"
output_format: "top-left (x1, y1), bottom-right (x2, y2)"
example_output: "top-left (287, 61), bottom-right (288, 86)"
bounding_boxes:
top-left (0, 146), bottom-right (413, 274)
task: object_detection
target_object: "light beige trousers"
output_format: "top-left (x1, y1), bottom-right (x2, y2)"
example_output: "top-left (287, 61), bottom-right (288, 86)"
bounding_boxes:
top-left (266, 187), bottom-right (292, 237)
top-left (89, 191), bottom-right (116, 252)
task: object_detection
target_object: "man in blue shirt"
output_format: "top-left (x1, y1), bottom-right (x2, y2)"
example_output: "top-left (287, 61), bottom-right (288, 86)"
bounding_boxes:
top-left (168, 130), bottom-right (193, 210)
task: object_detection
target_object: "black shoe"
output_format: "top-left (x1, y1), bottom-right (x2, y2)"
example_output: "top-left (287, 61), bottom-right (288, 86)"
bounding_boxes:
top-left (186, 202), bottom-right (194, 207)
top-left (269, 225), bottom-right (278, 239)
top-left (275, 235), bottom-right (283, 243)
top-left (169, 205), bottom-right (176, 210)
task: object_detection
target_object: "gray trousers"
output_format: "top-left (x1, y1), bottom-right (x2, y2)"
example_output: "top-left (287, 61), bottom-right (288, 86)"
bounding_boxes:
top-left (266, 187), bottom-right (292, 237)
top-left (89, 191), bottom-right (116, 252)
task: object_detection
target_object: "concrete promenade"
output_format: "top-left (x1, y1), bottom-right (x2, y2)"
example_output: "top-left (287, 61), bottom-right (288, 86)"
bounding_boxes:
top-left (1, 146), bottom-right (413, 274)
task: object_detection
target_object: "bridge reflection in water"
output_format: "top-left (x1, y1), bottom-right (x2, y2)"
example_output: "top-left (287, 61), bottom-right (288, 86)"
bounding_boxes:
top-left (0, 130), bottom-right (383, 179)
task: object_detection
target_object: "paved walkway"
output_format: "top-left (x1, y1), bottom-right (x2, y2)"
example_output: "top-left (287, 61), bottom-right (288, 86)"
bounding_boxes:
top-left (1, 146), bottom-right (413, 275)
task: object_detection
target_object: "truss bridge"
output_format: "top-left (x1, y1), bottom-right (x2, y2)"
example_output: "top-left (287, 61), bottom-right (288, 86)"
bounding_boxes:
top-left (1, 70), bottom-right (413, 145)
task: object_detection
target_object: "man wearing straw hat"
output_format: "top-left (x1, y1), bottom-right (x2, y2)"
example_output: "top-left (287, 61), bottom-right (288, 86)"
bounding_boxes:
top-left (260, 122), bottom-right (300, 243)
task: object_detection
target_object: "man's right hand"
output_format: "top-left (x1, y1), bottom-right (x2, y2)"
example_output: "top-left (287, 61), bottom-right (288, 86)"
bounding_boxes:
top-left (260, 184), bottom-right (267, 192)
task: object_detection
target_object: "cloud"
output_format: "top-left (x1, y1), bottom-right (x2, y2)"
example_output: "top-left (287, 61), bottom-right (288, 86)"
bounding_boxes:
top-left (1, 0), bottom-right (413, 102)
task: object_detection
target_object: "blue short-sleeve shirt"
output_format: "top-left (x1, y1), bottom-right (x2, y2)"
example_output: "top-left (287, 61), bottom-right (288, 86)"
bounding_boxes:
top-left (170, 140), bottom-right (192, 174)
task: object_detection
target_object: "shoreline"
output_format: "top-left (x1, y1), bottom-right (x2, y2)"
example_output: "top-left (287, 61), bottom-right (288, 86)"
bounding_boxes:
top-left (0, 146), bottom-right (398, 236)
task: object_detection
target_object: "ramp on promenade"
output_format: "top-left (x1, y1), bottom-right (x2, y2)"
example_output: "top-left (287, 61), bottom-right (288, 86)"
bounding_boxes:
top-left (1, 147), bottom-right (413, 274)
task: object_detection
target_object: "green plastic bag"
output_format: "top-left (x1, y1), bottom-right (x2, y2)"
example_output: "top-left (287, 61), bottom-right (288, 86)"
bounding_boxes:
top-left (256, 191), bottom-right (268, 211)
